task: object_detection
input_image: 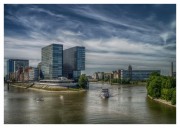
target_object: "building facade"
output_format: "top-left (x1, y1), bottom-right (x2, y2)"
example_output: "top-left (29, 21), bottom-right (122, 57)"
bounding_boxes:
top-left (120, 69), bottom-right (161, 81)
top-left (63, 46), bottom-right (85, 79)
top-left (111, 65), bottom-right (160, 81)
top-left (131, 70), bottom-right (160, 81)
top-left (41, 44), bottom-right (63, 79)
top-left (7, 59), bottom-right (29, 74)
top-left (7, 59), bottom-right (29, 80)
top-left (104, 73), bottom-right (112, 79)
top-left (92, 72), bottom-right (98, 79)
top-left (37, 62), bottom-right (44, 80)
top-left (97, 72), bottom-right (104, 80)
top-left (120, 70), bottom-right (130, 80)
top-left (29, 67), bottom-right (39, 81)
top-left (112, 70), bottom-right (121, 79)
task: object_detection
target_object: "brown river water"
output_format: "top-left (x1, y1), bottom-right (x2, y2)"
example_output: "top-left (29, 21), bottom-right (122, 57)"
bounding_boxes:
top-left (4, 83), bottom-right (176, 124)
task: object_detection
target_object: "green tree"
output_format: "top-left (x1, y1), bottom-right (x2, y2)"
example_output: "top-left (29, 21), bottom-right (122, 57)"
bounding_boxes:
top-left (150, 72), bottom-right (160, 77)
top-left (111, 78), bottom-right (118, 83)
top-left (147, 72), bottom-right (160, 88)
top-left (117, 78), bottom-right (121, 84)
top-left (161, 76), bottom-right (167, 88)
top-left (171, 89), bottom-right (176, 105)
top-left (147, 76), bottom-right (161, 98)
top-left (147, 72), bottom-right (176, 105)
top-left (165, 77), bottom-right (176, 88)
top-left (121, 79), bottom-right (130, 84)
top-left (161, 88), bottom-right (173, 101)
top-left (78, 74), bottom-right (88, 89)
top-left (104, 77), bottom-right (109, 82)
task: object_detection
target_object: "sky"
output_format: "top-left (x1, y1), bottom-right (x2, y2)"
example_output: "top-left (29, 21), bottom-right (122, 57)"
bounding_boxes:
top-left (4, 4), bottom-right (176, 75)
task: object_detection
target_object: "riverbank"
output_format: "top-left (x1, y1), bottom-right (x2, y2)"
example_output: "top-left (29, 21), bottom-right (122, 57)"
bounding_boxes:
top-left (148, 95), bottom-right (176, 108)
top-left (10, 83), bottom-right (86, 93)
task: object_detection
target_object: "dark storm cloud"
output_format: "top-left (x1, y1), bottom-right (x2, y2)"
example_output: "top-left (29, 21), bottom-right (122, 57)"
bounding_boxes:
top-left (4, 4), bottom-right (176, 75)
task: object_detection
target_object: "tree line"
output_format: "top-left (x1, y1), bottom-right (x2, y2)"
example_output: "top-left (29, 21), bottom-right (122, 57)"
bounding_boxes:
top-left (78, 74), bottom-right (88, 89)
top-left (147, 72), bottom-right (176, 105)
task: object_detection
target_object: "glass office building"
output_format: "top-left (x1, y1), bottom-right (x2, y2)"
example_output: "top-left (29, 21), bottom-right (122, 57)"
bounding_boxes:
top-left (7, 59), bottom-right (29, 80)
top-left (7, 59), bottom-right (29, 75)
top-left (131, 70), bottom-right (160, 81)
top-left (41, 44), bottom-right (63, 79)
top-left (63, 46), bottom-right (85, 79)
top-left (120, 69), bottom-right (161, 81)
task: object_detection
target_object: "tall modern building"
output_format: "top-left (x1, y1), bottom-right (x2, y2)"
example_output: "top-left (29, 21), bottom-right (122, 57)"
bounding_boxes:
top-left (41, 44), bottom-right (63, 79)
top-left (63, 46), bottom-right (85, 79)
top-left (7, 59), bottom-right (29, 75)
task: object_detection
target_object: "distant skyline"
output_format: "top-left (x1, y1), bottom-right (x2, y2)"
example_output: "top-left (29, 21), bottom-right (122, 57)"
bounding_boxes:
top-left (4, 4), bottom-right (176, 75)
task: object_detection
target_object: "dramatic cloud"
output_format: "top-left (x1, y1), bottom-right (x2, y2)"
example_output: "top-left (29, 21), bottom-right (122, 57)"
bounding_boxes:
top-left (4, 4), bottom-right (176, 75)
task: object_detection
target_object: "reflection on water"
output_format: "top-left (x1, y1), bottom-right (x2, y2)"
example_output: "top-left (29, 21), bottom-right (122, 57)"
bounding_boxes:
top-left (4, 83), bottom-right (176, 124)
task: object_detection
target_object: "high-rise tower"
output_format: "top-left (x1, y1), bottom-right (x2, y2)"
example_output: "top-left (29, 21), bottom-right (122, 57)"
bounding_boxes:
top-left (41, 44), bottom-right (63, 79)
top-left (63, 46), bottom-right (85, 79)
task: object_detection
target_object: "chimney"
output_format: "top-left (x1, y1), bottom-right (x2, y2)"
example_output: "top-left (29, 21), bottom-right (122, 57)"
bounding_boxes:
top-left (170, 62), bottom-right (173, 77)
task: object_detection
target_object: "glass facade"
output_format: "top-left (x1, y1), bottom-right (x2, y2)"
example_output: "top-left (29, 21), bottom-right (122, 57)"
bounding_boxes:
top-left (120, 70), bottom-right (129, 80)
top-left (41, 44), bottom-right (63, 79)
top-left (121, 69), bottom-right (161, 81)
top-left (63, 46), bottom-right (85, 79)
top-left (7, 59), bottom-right (29, 75)
top-left (131, 70), bottom-right (160, 81)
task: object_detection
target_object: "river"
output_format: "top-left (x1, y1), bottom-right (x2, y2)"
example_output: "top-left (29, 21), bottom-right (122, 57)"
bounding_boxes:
top-left (4, 83), bottom-right (176, 124)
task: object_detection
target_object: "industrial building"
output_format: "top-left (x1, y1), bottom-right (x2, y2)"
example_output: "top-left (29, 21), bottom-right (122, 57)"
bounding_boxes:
top-left (41, 44), bottom-right (63, 79)
top-left (63, 46), bottom-right (85, 79)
